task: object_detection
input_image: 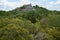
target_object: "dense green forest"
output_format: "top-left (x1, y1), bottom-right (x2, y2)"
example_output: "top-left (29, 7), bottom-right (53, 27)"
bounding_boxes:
top-left (0, 5), bottom-right (60, 40)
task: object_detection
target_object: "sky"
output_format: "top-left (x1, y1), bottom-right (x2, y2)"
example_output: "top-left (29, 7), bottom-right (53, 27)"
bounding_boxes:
top-left (0, 0), bottom-right (60, 11)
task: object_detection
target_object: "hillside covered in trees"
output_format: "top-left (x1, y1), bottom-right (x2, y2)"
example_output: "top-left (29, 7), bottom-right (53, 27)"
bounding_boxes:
top-left (0, 4), bottom-right (60, 40)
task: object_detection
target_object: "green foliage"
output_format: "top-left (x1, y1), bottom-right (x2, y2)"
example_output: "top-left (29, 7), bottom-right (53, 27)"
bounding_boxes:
top-left (48, 14), bottom-right (60, 27)
top-left (0, 5), bottom-right (60, 40)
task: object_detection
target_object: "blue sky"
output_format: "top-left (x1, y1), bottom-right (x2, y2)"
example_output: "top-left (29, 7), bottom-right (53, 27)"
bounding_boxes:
top-left (0, 0), bottom-right (60, 11)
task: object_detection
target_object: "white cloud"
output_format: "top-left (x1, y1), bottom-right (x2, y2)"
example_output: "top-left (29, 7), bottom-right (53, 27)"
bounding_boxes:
top-left (49, 0), bottom-right (60, 4)
top-left (55, 0), bottom-right (60, 4)
top-left (0, 0), bottom-right (60, 11)
top-left (0, 0), bottom-right (30, 10)
top-left (20, 0), bottom-right (30, 4)
top-left (49, 1), bottom-right (55, 4)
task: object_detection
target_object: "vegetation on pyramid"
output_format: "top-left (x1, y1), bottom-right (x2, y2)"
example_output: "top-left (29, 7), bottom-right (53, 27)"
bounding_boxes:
top-left (0, 4), bottom-right (60, 40)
